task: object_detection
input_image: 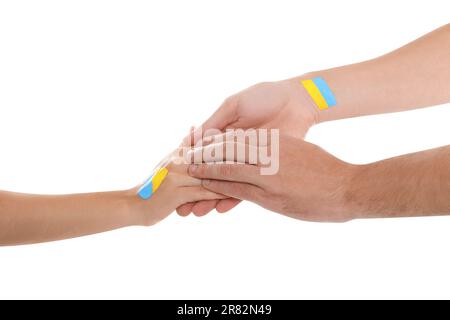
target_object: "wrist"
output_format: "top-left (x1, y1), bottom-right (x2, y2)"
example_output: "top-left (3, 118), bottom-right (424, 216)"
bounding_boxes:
top-left (122, 188), bottom-right (150, 227)
top-left (295, 72), bottom-right (337, 125)
top-left (283, 76), bottom-right (321, 128)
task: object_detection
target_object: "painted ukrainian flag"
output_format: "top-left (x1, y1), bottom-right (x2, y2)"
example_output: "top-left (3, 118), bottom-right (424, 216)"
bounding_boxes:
top-left (138, 167), bottom-right (169, 200)
top-left (301, 77), bottom-right (337, 110)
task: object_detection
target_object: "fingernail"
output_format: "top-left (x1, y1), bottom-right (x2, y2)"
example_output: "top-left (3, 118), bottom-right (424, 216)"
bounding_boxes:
top-left (202, 179), bottom-right (211, 186)
top-left (189, 164), bottom-right (198, 175)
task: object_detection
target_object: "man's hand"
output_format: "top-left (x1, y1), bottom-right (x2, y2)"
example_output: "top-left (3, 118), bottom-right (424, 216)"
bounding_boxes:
top-left (187, 136), bottom-right (450, 221)
top-left (186, 136), bottom-right (356, 222)
top-left (177, 79), bottom-right (319, 217)
top-left (186, 79), bottom-right (318, 143)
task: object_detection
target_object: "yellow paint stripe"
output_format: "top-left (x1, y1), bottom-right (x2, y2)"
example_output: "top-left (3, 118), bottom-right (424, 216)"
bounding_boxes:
top-left (301, 79), bottom-right (329, 110)
top-left (152, 167), bottom-right (169, 192)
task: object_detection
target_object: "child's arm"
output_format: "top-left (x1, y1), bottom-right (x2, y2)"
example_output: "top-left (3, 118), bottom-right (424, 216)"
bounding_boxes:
top-left (0, 160), bottom-right (223, 246)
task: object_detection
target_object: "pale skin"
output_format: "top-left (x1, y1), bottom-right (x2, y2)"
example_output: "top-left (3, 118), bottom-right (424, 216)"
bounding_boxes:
top-left (0, 158), bottom-right (225, 246)
top-left (178, 23), bottom-right (450, 217)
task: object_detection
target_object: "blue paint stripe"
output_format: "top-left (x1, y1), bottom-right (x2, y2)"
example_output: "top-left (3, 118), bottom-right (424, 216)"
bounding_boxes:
top-left (313, 77), bottom-right (336, 107)
top-left (138, 178), bottom-right (154, 199)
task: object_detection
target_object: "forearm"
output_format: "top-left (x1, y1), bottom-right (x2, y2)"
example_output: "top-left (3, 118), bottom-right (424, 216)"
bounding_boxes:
top-left (296, 23), bottom-right (450, 123)
top-left (345, 145), bottom-right (450, 219)
top-left (0, 190), bottom-right (140, 246)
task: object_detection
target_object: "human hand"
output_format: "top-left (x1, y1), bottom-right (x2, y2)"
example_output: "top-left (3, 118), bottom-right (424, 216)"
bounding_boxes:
top-left (186, 78), bottom-right (319, 142)
top-left (186, 135), bottom-right (358, 222)
top-left (178, 78), bottom-right (319, 216)
top-left (128, 152), bottom-right (226, 226)
top-left (0, 148), bottom-right (226, 246)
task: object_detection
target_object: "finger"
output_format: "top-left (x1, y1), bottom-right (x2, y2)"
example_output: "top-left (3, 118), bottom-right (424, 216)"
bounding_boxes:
top-left (188, 163), bottom-right (261, 185)
top-left (165, 171), bottom-right (201, 187)
top-left (191, 199), bottom-right (219, 217)
top-left (198, 131), bottom-right (237, 147)
top-left (200, 130), bottom-right (269, 147)
top-left (181, 126), bottom-right (197, 147)
top-left (180, 186), bottom-right (228, 203)
top-left (201, 180), bottom-right (263, 202)
top-left (176, 203), bottom-right (195, 217)
top-left (216, 198), bottom-right (241, 213)
top-left (188, 141), bottom-right (261, 165)
top-left (165, 162), bottom-right (205, 187)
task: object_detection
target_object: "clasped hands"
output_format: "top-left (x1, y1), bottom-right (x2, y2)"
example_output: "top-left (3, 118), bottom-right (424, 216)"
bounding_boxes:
top-left (148, 79), bottom-right (356, 224)
top-left (2, 25), bottom-right (448, 246)
top-left (137, 22), bottom-right (450, 225)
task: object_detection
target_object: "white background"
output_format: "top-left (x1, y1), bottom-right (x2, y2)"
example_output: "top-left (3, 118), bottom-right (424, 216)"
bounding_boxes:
top-left (0, 0), bottom-right (449, 299)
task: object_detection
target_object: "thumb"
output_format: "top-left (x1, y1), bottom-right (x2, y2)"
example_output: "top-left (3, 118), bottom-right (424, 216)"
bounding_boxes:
top-left (179, 186), bottom-right (227, 204)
